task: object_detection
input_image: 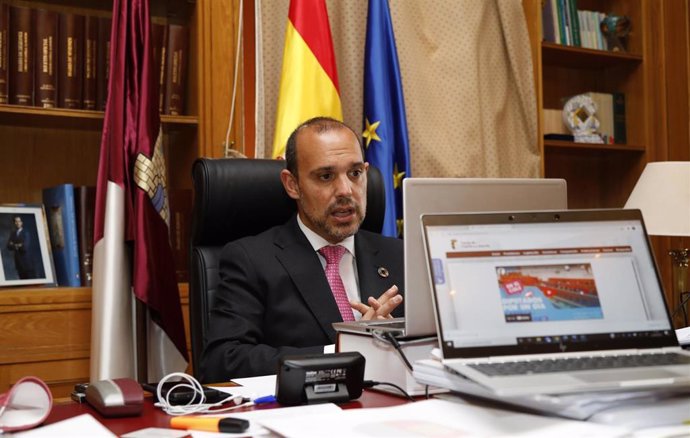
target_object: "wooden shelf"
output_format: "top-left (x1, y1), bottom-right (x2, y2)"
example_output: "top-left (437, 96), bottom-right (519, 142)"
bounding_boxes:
top-left (544, 139), bottom-right (646, 152)
top-left (542, 42), bottom-right (643, 69)
top-left (0, 104), bottom-right (199, 129)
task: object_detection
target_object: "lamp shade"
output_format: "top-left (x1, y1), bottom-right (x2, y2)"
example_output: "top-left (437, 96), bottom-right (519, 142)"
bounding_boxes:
top-left (624, 161), bottom-right (690, 236)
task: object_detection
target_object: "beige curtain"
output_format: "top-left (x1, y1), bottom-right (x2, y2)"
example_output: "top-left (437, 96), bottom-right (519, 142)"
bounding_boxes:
top-left (256, 0), bottom-right (540, 178)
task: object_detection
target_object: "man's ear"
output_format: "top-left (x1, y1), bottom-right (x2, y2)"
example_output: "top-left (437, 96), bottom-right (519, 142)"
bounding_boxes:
top-left (280, 169), bottom-right (300, 200)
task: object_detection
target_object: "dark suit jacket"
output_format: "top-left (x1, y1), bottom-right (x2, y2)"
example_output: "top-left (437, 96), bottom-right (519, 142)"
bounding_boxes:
top-left (200, 215), bottom-right (404, 381)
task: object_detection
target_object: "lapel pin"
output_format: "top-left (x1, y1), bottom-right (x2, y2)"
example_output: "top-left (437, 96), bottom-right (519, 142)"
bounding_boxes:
top-left (377, 267), bottom-right (389, 278)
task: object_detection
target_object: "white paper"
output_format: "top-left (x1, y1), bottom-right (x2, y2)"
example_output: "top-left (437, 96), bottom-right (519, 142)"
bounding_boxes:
top-left (13, 413), bottom-right (117, 438)
top-left (121, 427), bottom-right (192, 438)
top-left (259, 399), bottom-right (630, 438)
top-left (210, 375), bottom-right (277, 400)
top-left (676, 326), bottom-right (690, 345)
top-left (187, 404), bottom-right (342, 437)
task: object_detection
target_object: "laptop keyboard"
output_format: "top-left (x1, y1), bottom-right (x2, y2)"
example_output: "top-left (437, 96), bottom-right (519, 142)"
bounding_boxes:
top-left (468, 352), bottom-right (690, 377)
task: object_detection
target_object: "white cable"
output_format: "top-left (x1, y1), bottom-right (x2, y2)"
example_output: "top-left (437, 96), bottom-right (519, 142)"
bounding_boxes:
top-left (153, 372), bottom-right (248, 416)
top-left (224, 0), bottom-right (245, 156)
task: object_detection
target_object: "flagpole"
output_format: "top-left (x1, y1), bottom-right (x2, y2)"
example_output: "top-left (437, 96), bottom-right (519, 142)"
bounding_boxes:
top-left (135, 300), bottom-right (148, 382)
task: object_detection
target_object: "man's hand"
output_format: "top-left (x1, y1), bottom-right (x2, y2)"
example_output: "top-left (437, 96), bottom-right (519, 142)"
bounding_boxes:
top-left (350, 285), bottom-right (403, 320)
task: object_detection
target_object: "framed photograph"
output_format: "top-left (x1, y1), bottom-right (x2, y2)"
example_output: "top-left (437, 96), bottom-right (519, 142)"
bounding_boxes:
top-left (0, 205), bottom-right (56, 287)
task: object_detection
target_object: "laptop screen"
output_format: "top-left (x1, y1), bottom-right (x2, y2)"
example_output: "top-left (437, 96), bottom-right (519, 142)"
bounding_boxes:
top-left (402, 178), bottom-right (567, 337)
top-left (421, 209), bottom-right (679, 359)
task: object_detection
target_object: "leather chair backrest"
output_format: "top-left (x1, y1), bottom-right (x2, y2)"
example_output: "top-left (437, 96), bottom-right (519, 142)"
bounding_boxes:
top-left (189, 158), bottom-right (385, 379)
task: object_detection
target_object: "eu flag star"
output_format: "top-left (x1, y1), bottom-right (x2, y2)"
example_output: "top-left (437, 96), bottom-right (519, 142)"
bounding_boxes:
top-left (393, 169), bottom-right (406, 190)
top-left (362, 118), bottom-right (381, 148)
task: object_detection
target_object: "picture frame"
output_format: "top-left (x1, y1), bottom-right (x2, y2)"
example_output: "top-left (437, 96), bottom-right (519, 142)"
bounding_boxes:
top-left (0, 205), bottom-right (56, 287)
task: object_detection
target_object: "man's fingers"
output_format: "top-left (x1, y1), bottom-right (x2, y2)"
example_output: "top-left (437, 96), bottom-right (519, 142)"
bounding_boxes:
top-left (376, 294), bottom-right (403, 317)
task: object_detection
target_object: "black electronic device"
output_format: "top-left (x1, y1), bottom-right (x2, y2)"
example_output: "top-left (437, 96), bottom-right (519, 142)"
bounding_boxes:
top-left (142, 382), bottom-right (229, 405)
top-left (276, 352), bottom-right (365, 406)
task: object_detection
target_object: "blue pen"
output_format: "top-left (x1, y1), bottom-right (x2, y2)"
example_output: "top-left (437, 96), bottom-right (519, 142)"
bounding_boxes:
top-left (253, 395), bottom-right (276, 404)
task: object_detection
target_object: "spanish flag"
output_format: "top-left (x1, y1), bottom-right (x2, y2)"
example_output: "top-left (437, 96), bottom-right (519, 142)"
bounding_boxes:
top-left (272, 0), bottom-right (343, 158)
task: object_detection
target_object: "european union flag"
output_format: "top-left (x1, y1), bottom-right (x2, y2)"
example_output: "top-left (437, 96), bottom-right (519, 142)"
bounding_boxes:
top-left (363, 0), bottom-right (411, 238)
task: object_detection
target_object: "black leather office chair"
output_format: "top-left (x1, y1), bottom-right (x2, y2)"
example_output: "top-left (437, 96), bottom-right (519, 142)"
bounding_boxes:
top-left (189, 158), bottom-right (386, 379)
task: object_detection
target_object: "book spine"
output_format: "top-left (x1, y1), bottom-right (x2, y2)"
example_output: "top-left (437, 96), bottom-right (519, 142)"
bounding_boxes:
top-left (568, 0), bottom-right (581, 47)
top-left (163, 24), bottom-right (188, 115)
top-left (541, 0), bottom-right (556, 43)
top-left (96, 16), bottom-right (111, 111)
top-left (43, 184), bottom-right (81, 287)
top-left (74, 186), bottom-right (96, 286)
top-left (151, 22), bottom-right (167, 113)
top-left (58, 13), bottom-right (84, 109)
top-left (168, 188), bottom-right (192, 283)
top-left (33, 9), bottom-right (58, 108)
top-left (82, 15), bottom-right (98, 110)
top-left (613, 92), bottom-right (626, 144)
top-left (556, 0), bottom-right (568, 46)
top-left (9, 5), bottom-right (33, 105)
top-left (0, 3), bottom-right (8, 104)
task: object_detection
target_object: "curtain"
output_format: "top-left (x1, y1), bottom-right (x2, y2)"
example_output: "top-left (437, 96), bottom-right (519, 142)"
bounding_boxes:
top-left (256, 0), bottom-right (540, 178)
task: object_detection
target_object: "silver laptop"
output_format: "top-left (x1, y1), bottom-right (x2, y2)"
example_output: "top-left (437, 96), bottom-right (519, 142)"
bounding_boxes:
top-left (421, 209), bottom-right (690, 396)
top-left (333, 178), bottom-right (567, 338)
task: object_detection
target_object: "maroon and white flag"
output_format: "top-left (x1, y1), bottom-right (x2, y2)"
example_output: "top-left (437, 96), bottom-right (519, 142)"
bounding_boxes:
top-left (91, 0), bottom-right (187, 382)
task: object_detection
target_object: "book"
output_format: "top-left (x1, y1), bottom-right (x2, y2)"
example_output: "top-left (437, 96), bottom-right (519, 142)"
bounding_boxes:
top-left (541, 0), bottom-right (556, 43)
top-left (613, 92), bottom-right (626, 144)
top-left (83, 15), bottom-right (98, 110)
top-left (33, 9), bottom-right (58, 108)
top-left (585, 92), bottom-right (614, 144)
top-left (566, 0), bottom-right (582, 47)
top-left (9, 5), bottom-right (33, 105)
top-left (336, 331), bottom-right (440, 396)
top-left (0, 3), bottom-right (8, 104)
top-left (151, 22), bottom-right (167, 113)
top-left (58, 13), bottom-right (84, 109)
top-left (168, 188), bottom-right (192, 283)
top-left (557, 0), bottom-right (569, 45)
top-left (163, 23), bottom-right (188, 115)
top-left (43, 184), bottom-right (81, 287)
top-left (96, 16), bottom-right (111, 111)
top-left (74, 186), bottom-right (96, 287)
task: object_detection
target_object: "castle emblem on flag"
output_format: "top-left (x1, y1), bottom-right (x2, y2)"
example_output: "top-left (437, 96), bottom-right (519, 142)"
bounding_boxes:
top-left (133, 131), bottom-right (170, 224)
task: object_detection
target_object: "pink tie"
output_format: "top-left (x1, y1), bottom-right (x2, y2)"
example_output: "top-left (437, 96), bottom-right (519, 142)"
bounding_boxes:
top-left (319, 245), bottom-right (356, 322)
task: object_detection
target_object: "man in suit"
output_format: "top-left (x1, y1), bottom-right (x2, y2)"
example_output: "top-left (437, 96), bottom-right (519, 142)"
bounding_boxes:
top-left (6, 216), bottom-right (36, 279)
top-left (201, 117), bottom-right (404, 380)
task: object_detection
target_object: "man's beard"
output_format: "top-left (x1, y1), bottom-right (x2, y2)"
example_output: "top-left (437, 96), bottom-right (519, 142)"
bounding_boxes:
top-left (303, 197), bottom-right (365, 242)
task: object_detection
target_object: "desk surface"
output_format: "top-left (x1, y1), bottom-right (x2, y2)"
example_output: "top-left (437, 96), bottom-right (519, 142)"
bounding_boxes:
top-left (45, 390), bottom-right (410, 436)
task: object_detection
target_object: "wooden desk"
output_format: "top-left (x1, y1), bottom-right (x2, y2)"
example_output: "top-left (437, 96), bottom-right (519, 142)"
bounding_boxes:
top-left (44, 390), bottom-right (411, 436)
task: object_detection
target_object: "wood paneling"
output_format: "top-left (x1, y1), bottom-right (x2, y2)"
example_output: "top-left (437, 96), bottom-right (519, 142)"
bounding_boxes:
top-left (0, 286), bottom-right (191, 398)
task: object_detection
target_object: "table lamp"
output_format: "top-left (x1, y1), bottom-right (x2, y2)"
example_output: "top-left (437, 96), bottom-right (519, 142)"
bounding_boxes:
top-left (624, 161), bottom-right (690, 328)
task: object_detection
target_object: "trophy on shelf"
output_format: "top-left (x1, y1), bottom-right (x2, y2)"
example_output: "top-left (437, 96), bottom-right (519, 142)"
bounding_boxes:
top-left (562, 94), bottom-right (604, 144)
top-left (600, 14), bottom-right (631, 52)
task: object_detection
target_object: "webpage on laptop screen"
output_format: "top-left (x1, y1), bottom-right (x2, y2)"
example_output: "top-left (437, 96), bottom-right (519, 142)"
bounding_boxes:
top-left (425, 220), bottom-right (672, 348)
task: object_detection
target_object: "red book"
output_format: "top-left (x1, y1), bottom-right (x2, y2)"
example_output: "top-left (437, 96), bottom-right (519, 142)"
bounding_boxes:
top-left (83, 15), bottom-right (98, 110)
top-left (168, 188), bottom-right (192, 283)
top-left (95, 16), bottom-right (111, 111)
top-left (33, 9), bottom-right (58, 108)
top-left (0, 3), bottom-right (9, 104)
top-left (9, 5), bottom-right (33, 105)
top-left (163, 24), bottom-right (188, 115)
top-left (151, 22), bottom-right (167, 113)
top-left (58, 13), bottom-right (84, 109)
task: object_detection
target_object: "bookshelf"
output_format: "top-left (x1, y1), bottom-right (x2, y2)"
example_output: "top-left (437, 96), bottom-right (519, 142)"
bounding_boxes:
top-left (0, 0), bottom-right (241, 397)
top-left (523, 0), bottom-right (690, 323)
top-left (523, 0), bottom-right (653, 209)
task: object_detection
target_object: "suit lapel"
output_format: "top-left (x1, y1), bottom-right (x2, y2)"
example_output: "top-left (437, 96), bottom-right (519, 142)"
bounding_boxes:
top-left (355, 233), bottom-right (390, 302)
top-left (274, 217), bottom-right (343, 341)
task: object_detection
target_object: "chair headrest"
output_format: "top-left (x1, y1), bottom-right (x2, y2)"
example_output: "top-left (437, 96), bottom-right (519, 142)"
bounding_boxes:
top-left (191, 158), bottom-right (385, 247)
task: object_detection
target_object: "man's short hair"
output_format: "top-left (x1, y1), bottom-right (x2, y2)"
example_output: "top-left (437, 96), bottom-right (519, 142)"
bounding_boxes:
top-left (284, 117), bottom-right (365, 177)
